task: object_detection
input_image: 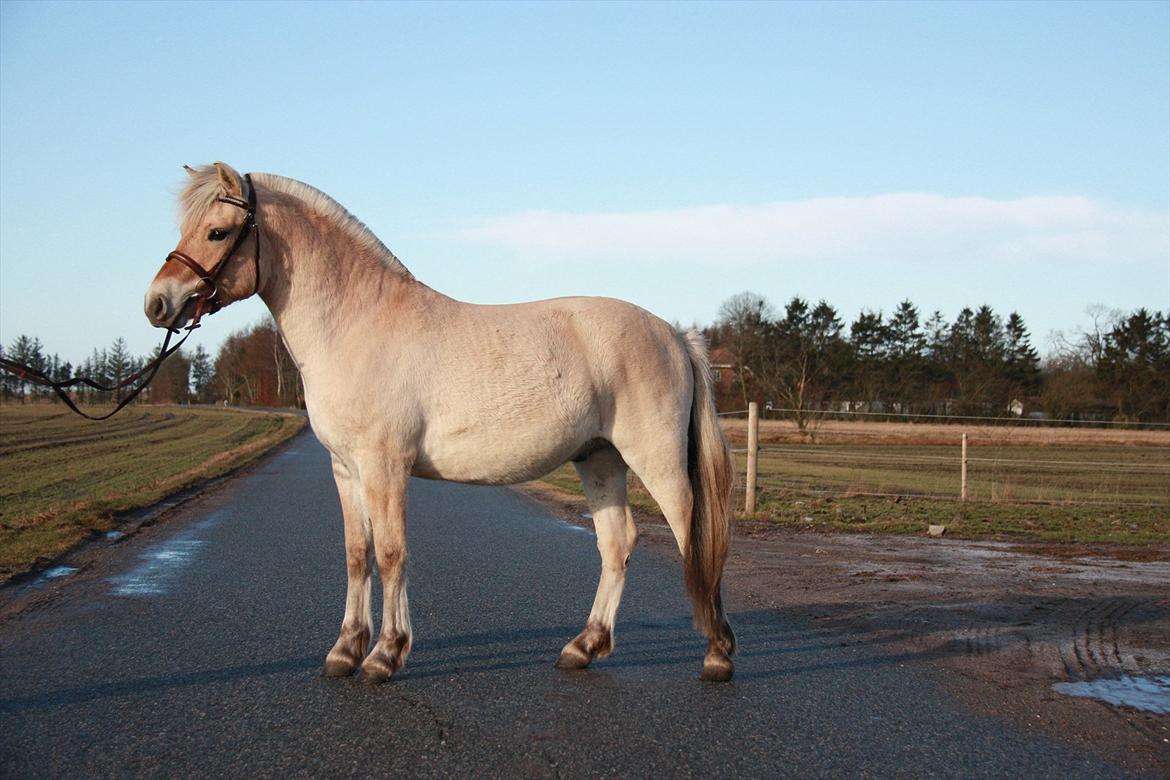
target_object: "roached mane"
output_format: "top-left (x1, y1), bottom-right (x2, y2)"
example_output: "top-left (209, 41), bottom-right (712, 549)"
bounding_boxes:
top-left (177, 164), bottom-right (412, 276)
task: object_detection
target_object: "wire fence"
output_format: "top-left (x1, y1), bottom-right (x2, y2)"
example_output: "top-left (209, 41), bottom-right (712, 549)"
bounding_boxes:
top-left (722, 403), bottom-right (1170, 512)
top-left (718, 406), bottom-right (1170, 429)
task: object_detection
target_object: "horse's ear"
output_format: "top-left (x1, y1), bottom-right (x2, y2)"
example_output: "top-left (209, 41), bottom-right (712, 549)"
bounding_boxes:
top-left (213, 162), bottom-right (243, 197)
top-left (183, 164), bottom-right (197, 177)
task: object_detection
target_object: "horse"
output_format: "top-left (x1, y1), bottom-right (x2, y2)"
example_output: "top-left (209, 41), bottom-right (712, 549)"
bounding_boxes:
top-left (144, 162), bottom-right (737, 682)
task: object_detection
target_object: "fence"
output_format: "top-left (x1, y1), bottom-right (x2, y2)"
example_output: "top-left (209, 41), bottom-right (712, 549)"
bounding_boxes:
top-left (721, 403), bottom-right (1170, 514)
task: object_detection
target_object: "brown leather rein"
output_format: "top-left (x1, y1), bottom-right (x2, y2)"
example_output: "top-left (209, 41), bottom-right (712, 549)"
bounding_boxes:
top-left (0, 175), bottom-right (261, 421)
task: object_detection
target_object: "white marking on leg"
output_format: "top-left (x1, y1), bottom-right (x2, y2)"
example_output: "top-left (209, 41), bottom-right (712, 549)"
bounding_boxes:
top-left (572, 448), bottom-right (637, 654)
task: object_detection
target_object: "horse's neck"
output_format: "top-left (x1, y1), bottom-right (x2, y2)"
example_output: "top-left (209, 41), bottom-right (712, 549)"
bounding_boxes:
top-left (257, 195), bottom-right (441, 376)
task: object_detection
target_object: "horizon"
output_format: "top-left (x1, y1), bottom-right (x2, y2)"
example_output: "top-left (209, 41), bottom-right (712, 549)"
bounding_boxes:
top-left (1, 1), bottom-right (1167, 367)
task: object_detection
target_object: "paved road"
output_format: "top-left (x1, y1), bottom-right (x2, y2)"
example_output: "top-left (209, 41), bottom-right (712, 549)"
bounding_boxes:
top-left (0, 432), bottom-right (1140, 778)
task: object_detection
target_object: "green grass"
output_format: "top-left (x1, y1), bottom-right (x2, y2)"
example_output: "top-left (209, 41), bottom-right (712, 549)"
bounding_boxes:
top-left (0, 404), bottom-right (306, 580)
top-left (534, 432), bottom-right (1170, 546)
top-left (749, 493), bottom-right (1169, 545)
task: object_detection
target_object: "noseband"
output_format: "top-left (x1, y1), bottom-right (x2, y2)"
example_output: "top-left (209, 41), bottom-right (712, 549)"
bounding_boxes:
top-left (165, 173), bottom-right (260, 330)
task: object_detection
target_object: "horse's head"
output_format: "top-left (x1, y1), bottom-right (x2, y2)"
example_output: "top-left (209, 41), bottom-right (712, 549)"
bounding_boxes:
top-left (144, 162), bottom-right (262, 330)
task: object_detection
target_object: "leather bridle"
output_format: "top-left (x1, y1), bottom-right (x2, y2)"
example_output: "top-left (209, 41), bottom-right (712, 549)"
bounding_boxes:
top-left (0, 174), bottom-right (263, 420)
top-left (165, 173), bottom-right (260, 331)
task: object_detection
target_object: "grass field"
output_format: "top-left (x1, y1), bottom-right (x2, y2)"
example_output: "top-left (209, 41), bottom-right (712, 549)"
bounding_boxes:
top-left (537, 419), bottom-right (1170, 545)
top-left (0, 404), bottom-right (306, 581)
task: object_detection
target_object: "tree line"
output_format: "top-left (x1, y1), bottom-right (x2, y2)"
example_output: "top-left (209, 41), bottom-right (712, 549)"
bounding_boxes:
top-left (706, 293), bottom-right (1169, 425)
top-left (3, 298), bottom-right (1167, 423)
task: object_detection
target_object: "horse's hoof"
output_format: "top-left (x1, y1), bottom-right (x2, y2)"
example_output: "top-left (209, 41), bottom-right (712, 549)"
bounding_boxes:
top-left (700, 653), bottom-right (734, 682)
top-left (360, 649), bottom-right (403, 683)
top-left (554, 646), bottom-right (592, 670)
top-left (321, 656), bottom-right (359, 678)
top-left (358, 632), bottom-right (410, 683)
top-left (323, 626), bottom-right (370, 678)
top-left (359, 660), bottom-right (397, 684)
top-left (555, 622), bottom-right (612, 671)
top-left (360, 668), bottom-right (395, 684)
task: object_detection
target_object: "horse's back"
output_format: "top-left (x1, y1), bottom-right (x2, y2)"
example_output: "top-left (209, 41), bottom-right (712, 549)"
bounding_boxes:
top-left (410, 295), bottom-right (692, 484)
top-left (478, 295), bottom-right (693, 415)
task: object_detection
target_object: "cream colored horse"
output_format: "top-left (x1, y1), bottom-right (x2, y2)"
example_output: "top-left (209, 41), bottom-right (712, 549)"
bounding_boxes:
top-left (145, 163), bottom-right (736, 682)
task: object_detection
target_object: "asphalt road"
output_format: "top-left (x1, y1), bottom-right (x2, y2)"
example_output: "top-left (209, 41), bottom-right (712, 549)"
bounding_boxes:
top-left (0, 431), bottom-right (1141, 778)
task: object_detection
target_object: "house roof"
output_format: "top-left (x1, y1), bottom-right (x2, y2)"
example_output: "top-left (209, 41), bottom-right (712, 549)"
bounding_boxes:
top-left (709, 347), bottom-right (735, 367)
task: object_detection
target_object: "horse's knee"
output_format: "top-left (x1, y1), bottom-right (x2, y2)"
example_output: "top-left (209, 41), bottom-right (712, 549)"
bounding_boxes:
top-left (346, 548), bottom-right (371, 579)
top-left (375, 546), bottom-right (406, 579)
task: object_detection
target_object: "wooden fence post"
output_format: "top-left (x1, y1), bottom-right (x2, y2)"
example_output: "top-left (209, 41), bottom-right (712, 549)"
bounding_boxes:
top-left (746, 401), bottom-right (759, 514)
top-left (960, 432), bottom-right (968, 502)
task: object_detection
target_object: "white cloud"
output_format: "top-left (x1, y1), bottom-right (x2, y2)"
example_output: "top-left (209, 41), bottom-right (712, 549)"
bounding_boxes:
top-left (447, 194), bottom-right (1169, 267)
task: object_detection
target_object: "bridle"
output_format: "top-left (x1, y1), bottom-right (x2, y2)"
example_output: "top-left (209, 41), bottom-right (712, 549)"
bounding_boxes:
top-left (0, 174), bottom-right (263, 420)
top-left (165, 173), bottom-right (261, 331)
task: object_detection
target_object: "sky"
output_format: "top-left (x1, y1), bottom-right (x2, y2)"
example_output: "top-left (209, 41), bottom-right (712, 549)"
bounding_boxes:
top-left (1, 0), bottom-right (1167, 366)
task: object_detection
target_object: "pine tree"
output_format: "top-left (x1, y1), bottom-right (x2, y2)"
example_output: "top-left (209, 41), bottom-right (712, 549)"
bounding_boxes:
top-left (1003, 312), bottom-right (1041, 403)
top-left (190, 345), bottom-right (213, 402)
top-left (949, 307), bottom-right (1006, 414)
top-left (971, 305), bottom-right (1005, 363)
top-left (106, 338), bottom-right (132, 402)
top-left (1097, 308), bottom-right (1170, 421)
top-left (7, 335), bottom-right (41, 401)
top-left (886, 300), bottom-right (927, 413)
top-left (888, 301), bottom-right (926, 359)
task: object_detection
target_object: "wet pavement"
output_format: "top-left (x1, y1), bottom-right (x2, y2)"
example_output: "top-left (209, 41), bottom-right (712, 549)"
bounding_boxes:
top-left (0, 431), bottom-right (1155, 778)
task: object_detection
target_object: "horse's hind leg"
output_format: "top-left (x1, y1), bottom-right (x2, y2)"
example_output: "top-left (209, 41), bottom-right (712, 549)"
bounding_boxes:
top-left (556, 446), bottom-right (638, 670)
top-left (359, 461), bottom-right (413, 683)
top-left (323, 457), bottom-right (373, 677)
top-left (620, 444), bottom-right (736, 682)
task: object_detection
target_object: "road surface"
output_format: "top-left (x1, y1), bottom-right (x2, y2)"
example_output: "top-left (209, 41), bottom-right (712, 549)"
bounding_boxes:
top-left (0, 432), bottom-right (1142, 777)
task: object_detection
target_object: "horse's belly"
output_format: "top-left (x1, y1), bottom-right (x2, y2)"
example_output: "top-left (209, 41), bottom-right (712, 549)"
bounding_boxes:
top-left (414, 419), bottom-right (594, 485)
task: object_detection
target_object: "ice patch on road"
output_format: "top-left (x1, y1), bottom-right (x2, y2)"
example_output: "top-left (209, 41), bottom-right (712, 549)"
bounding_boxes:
top-left (560, 520), bottom-right (594, 536)
top-left (37, 565), bottom-right (78, 582)
top-left (1053, 676), bottom-right (1170, 715)
top-left (109, 511), bottom-right (227, 597)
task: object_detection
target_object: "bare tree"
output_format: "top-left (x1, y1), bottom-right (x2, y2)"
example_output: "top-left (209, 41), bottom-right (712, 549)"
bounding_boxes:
top-left (263, 316), bottom-right (288, 404)
top-left (715, 292), bottom-right (774, 408)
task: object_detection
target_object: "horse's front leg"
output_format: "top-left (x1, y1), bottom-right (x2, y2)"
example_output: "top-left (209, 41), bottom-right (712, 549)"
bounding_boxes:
top-left (359, 461), bottom-right (413, 683)
top-left (323, 457), bottom-right (373, 677)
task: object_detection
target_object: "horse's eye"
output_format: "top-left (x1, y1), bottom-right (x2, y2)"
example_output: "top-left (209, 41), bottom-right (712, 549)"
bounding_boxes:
top-left (208, 228), bottom-right (231, 242)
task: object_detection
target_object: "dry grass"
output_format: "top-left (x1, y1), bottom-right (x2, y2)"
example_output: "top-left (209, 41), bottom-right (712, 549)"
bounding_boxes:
top-left (720, 417), bottom-right (1170, 448)
top-left (532, 419), bottom-right (1170, 545)
top-left (0, 404), bottom-right (306, 581)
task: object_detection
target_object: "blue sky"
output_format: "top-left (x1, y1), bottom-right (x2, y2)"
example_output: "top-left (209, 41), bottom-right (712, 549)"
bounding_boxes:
top-left (1, 0), bottom-right (1167, 364)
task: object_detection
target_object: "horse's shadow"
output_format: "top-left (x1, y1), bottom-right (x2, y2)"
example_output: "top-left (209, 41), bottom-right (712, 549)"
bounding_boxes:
top-left (8, 595), bottom-right (1157, 712)
top-left (0, 608), bottom-right (913, 712)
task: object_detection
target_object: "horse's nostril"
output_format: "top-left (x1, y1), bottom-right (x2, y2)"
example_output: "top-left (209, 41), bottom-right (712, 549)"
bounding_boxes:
top-left (147, 295), bottom-right (170, 324)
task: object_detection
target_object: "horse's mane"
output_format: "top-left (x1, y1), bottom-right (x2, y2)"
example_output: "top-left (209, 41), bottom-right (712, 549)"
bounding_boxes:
top-left (178, 165), bottom-right (412, 276)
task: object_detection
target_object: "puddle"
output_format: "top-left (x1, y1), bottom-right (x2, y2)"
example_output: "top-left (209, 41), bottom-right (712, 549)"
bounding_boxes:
top-left (108, 511), bottom-right (226, 597)
top-left (1053, 676), bottom-right (1170, 715)
top-left (37, 565), bottom-right (78, 583)
top-left (105, 530), bottom-right (125, 541)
